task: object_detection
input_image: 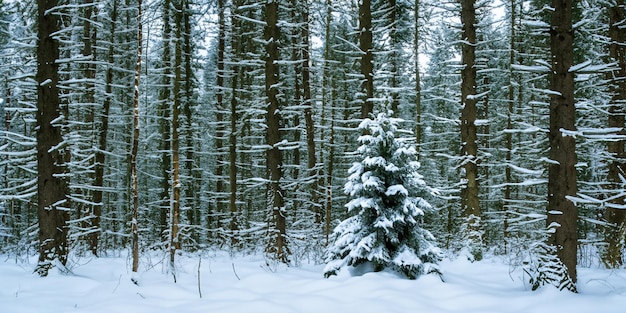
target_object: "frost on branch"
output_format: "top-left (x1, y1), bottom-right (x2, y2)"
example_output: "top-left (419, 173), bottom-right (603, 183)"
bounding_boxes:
top-left (324, 113), bottom-right (442, 279)
top-left (523, 218), bottom-right (576, 293)
top-left (523, 242), bottom-right (577, 292)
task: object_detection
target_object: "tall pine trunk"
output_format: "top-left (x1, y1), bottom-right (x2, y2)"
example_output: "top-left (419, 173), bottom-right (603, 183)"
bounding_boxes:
top-left (388, 0), bottom-right (399, 113)
top-left (414, 0), bottom-right (422, 159)
top-left (158, 0), bottom-right (172, 238)
top-left (264, 0), bottom-right (287, 262)
top-left (81, 0), bottom-right (100, 256)
top-left (546, 0), bottom-right (577, 286)
top-left (503, 0), bottom-right (517, 254)
top-left (460, 0), bottom-right (482, 261)
top-left (226, 0), bottom-right (240, 245)
top-left (359, 0), bottom-right (373, 118)
top-left (322, 0), bottom-right (334, 240)
top-left (602, 0), bottom-right (626, 269)
top-left (182, 0), bottom-right (198, 242)
top-left (169, 0), bottom-right (183, 281)
top-left (36, 0), bottom-right (70, 276)
top-left (131, 0), bottom-right (143, 273)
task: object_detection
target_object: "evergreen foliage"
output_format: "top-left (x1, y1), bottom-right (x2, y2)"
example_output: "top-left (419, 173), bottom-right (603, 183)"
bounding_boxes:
top-left (523, 241), bottom-right (577, 292)
top-left (324, 113), bottom-right (441, 279)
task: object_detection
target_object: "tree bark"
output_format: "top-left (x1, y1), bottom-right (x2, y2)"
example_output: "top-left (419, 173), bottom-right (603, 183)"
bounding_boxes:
top-left (225, 0), bottom-right (240, 246)
top-left (503, 0), bottom-right (517, 254)
top-left (322, 0), bottom-right (334, 239)
top-left (414, 0), bottom-right (422, 159)
top-left (359, 0), bottom-right (373, 118)
top-left (460, 0), bottom-right (482, 261)
top-left (603, 0), bottom-right (626, 269)
top-left (81, 0), bottom-right (100, 256)
top-left (388, 0), bottom-right (399, 114)
top-left (547, 0), bottom-right (577, 284)
top-left (169, 0), bottom-right (183, 281)
top-left (36, 0), bottom-right (70, 276)
top-left (158, 0), bottom-right (172, 238)
top-left (264, 0), bottom-right (287, 262)
top-left (131, 0), bottom-right (143, 273)
top-left (182, 0), bottom-right (198, 242)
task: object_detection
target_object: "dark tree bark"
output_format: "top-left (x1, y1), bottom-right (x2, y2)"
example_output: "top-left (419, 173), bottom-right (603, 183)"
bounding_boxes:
top-left (182, 0), bottom-right (198, 242)
top-left (131, 0), bottom-right (143, 273)
top-left (290, 0), bottom-right (302, 184)
top-left (158, 0), bottom-right (172, 238)
top-left (264, 0), bottom-right (288, 262)
top-left (602, 0), bottom-right (626, 269)
top-left (169, 0), bottom-right (183, 281)
top-left (93, 0), bottom-right (117, 255)
top-left (388, 0), bottom-right (399, 114)
top-left (301, 4), bottom-right (321, 224)
top-left (81, 0), bottom-right (100, 256)
top-left (460, 0), bottom-right (482, 261)
top-left (546, 0), bottom-right (577, 284)
top-left (322, 0), bottom-right (334, 239)
top-left (414, 0), bottom-right (422, 159)
top-left (359, 0), bottom-right (373, 118)
top-left (35, 0), bottom-right (70, 276)
top-left (225, 0), bottom-right (240, 245)
top-left (503, 0), bottom-right (517, 254)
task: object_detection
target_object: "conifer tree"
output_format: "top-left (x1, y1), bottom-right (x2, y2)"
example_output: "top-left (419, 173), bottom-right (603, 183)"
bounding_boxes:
top-left (324, 113), bottom-right (441, 279)
top-left (35, 0), bottom-right (70, 276)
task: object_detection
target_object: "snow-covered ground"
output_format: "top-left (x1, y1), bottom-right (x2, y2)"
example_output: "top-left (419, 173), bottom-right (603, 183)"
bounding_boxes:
top-left (2, 252), bottom-right (625, 313)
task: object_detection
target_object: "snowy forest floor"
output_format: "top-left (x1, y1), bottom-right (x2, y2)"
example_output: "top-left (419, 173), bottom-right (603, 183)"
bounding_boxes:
top-left (2, 251), bottom-right (626, 313)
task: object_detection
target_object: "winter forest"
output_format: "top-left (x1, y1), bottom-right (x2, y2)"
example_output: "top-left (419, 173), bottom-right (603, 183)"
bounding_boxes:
top-left (1, 0), bottom-right (626, 309)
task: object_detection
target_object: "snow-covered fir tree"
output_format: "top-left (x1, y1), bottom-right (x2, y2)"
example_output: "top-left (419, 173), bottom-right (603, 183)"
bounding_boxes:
top-left (324, 112), bottom-right (442, 279)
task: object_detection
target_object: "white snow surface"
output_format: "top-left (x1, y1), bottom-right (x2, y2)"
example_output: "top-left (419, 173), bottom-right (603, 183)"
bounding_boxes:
top-left (2, 252), bottom-right (626, 313)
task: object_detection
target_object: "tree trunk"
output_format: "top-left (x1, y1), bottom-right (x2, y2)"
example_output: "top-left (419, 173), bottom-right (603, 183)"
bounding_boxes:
top-left (169, 0), bottom-right (184, 281)
top-left (182, 0), bottom-right (198, 243)
top-left (225, 0), bottom-right (240, 246)
top-left (81, 0), bottom-right (100, 256)
top-left (602, 0), bottom-right (626, 269)
top-left (460, 0), bottom-right (482, 261)
top-left (547, 0), bottom-right (577, 285)
top-left (503, 0), bottom-right (517, 254)
top-left (388, 0), bottom-right (399, 114)
top-left (158, 0), bottom-right (172, 239)
top-left (36, 0), bottom-right (70, 276)
top-left (290, 0), bottom-right (320, 224)
top-left (359, 0), bottom-right (373, 118)
top-left (264, 0), bottom-right (288, 263)
top-left (131, 0), bottom-right (143, 274)
top-left (414, 0), bottom-right (422, 159)
top-left (322, 0), bottom-right (334, 238)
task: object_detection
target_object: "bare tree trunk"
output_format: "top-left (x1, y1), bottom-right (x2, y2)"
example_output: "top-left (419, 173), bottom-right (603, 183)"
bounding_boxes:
top-left (93, 0), bottom-right (117, 254)
top-left (264, 0), bottom-right (288, 263)
top-left (158, 0), bottom-right (172, 238)
top-left (291, 0), bottom-right (320, 224)
top-left (359, 0), bottom-right (373, 118)
top-left (182, 0), bottom-right (197, 242)
top-left (460, 0), bottom-right (482, 261)
top-left (225, 0), bottom-right (239, 246)
top-left (131, 0), bottom-right (143, 274)
top-left (169, 0), bottom-right (184, 281)
top-left (35, 0), bottom-right (70, 277)
top-left (322, 0), bottom-right (334, 239)
top-left (602, 0), bottom-right (626, 269)
top-left (81, 0), bottom-right (100, 256)
top-left (414, 0), bottom-right (422, 159)
top-left (547, 0), bottom-right (577, 285)
top-left (388, 0), bottom-right (399, 114)
top-left (503, 0), bottom-right (517, 254)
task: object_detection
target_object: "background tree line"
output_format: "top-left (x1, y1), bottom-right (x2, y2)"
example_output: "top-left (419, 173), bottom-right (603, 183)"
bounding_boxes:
top-left (0, 0), bottom-right (624, 291)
